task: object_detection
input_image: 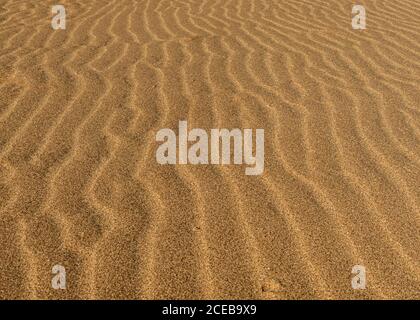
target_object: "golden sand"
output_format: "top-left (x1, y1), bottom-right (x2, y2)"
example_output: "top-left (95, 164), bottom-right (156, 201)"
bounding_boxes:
top-left (0, 0), bottom-right (419, 299)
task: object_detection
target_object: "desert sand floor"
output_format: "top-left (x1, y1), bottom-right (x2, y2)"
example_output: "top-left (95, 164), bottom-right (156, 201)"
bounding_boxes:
top-left (0, 0), bottom-right (419, 300)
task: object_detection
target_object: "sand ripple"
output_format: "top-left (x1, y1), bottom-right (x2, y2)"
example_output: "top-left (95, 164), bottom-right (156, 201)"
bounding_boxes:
top-left (0, 0), bottom-right (419, 299)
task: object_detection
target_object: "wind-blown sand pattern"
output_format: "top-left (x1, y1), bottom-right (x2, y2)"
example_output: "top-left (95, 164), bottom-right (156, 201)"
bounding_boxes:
top-left (0, 0), bottom-right (419, 300)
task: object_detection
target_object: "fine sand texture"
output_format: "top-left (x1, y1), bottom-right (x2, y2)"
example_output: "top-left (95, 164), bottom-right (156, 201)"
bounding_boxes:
top-left (0, 0), bottom-right (419, 299)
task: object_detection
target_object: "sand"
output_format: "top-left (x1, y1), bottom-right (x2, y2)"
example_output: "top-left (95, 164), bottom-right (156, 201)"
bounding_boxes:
top-left (0, 0), bottom-right (419, 300)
